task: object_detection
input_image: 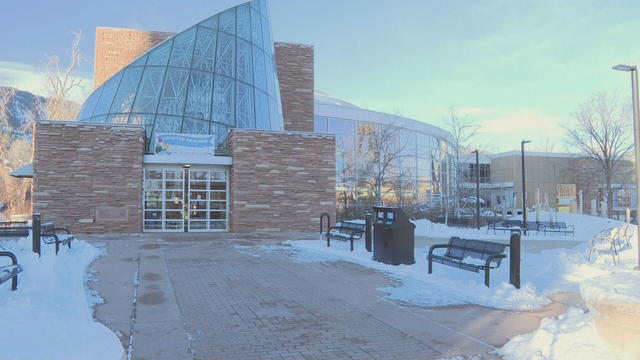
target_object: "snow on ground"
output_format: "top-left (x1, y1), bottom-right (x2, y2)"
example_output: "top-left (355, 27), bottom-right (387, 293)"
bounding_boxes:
top-left (414, 211), bottom-right (624, 241)
top-left (497, 307), bottom-right (619, 360)
top-left (266, 212), bottom-right (639, 359)
top-left (0, 236), bottom-right (123, 360)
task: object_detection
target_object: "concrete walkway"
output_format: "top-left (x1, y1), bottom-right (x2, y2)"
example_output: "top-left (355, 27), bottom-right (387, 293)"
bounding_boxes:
top-left (87, 233), bottom-right (566, 360)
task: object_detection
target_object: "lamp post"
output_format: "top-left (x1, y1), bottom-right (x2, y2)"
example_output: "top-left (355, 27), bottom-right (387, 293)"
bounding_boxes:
top-left (612, 64), bottom-right (640, 270)
top-left (471, 150), bottom-right (480, 229)
top-left (521, 140), bottom-right (531, 235)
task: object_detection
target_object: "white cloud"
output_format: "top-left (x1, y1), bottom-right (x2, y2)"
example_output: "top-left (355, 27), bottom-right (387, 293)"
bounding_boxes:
top-left (0, 61), bottom-right (91, 102)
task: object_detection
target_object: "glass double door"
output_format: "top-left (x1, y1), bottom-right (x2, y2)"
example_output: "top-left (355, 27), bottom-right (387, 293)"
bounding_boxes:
top-left (143, 168), bottom-right (228, 232)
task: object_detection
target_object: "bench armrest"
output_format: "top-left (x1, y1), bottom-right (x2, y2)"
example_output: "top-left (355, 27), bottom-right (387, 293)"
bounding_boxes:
top-left (485, 253), bottom-right (507, 269)
top-left (428, 244), bottom-right (450, 258)
top-left (53, 226), bottom-right (71, 235)
top-left (0, 251), bottom-right (18, 266)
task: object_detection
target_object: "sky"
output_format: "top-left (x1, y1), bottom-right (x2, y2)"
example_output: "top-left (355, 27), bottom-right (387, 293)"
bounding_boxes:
top-left (1, 0), bottom-right (640, 152)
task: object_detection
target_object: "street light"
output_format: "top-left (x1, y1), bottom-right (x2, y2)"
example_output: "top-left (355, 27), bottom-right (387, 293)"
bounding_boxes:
top-left (612, 63), bottom-right (640, 270)
top-left (471, 150), bottom-right (480, 230)
top-left (521, 140), bottom-right (531, 235)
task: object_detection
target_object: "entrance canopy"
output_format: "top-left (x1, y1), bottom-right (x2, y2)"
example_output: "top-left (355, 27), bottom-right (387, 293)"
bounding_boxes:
top-left (10, 163), bottom-right (33, 178)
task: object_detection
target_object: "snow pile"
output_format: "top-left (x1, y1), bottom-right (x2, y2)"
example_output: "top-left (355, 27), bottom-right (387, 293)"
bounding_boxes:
top-left (580, 271), bottom-right (640, 305)
top-left (497, 307), bottom-right (618, 360)
top-left (414, 212), bottom-right (624, 241)
top-left (271, 239), bottom-right (550, 310)
top-left (0, 236), bottom-right (124, 360)
top-left (498, 222), bottom-right (639, 359)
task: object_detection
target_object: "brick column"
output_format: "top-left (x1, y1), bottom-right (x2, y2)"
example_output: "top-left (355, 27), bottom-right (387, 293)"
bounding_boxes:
top-left (274, 42), bottom-right (315, 132)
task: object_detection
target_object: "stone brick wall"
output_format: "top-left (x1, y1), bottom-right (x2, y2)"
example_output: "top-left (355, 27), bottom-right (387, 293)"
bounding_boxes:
top-left (94, 27), bottom-right (174, 88)
top-left (33, 121), bottom-right (145, 234)
top-left (274, 42), bottom-right (314, 132)
top-left (228, 129), bottom-right (335, 232)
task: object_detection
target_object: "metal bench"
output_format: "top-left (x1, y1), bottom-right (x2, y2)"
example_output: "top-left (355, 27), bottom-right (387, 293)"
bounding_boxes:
top-left (487, 220), bottom-right (522, 234)
top-left (0, 251), bottom-right (22, 291)
top-left (428, 237), bottom-right (508, 287)
top-left (41, 222), bottom-right (75, 255)
top-left (0, 221), bottom-right (30, 237)
top-left (325, 221), bottom-right (366, 251)
top-left (540, 222), bottom-right (574, 236)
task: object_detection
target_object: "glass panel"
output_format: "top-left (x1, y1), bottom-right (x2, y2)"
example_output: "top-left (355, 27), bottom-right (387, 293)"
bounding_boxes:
top-left (268, 97), bottom-right (280, 130)
top-left (185, 71), bottom-right (213, 120)
top-left (209, 211), bottom-right (226, 220)
top-left (110, 67), bottom-right (143, 113)
top-left (182, 118), bottom-right (210, 134)
top-left (93, 72), bottom-right (123, 116)
top-left (152, 116), bottom-right (183, 151)
top-left (199, 14), bottom-right (218, 29)
top-left (211, 192), bottom-right (226, 201)
top-left (145, 170), bottom-right (163, 179)
top-left (164, 221), bottom-right (183, 230)
top-left (252, 46), bottom-right (266, 91)
top-left (165, 170), bottom-right (184, 179)
top-left (236, 82), bottom-right (255, 129)
top-left (144, 221), bottom-right (162, 230)
top-left (212, 76), bottom-right (234, 125)
top-left (77, 86), bottom-right (102, 120)
top-left (190, 191), bottom-right (207, 200)
top-left (190, 182), bottom-right (207, 190)
top-left (190, 221), bottom-right (207, 229)
top-left (215, 32), bottom-right (235, 77)
top-left (91, 115), bottom-right (107, 123)
top-left (210, 182), bottom-right (226, 191)
top-left (132, 67), bottom-right (166, 113)
top-left (259, 0), bottom-right (268, 14)
top-left (191, 171), bottom-right (208, 180)
top-left (237, 3), bottom-right (251, 41)
top-left (236, 39), bottom-right (253, 84)
top-left (192, 27), bottom-right (217, 72)
top-left (107, 114), bottom-right (129, 123)
top-left (168, 27), bottom-right (196, 68)
top-left (314, 117), bottom-right (327, 132)
top-left (250, 8), bottom-right (263, 48)
top-left (210, 221), bottom-right (226, 230)
top-left (261, 6), bottom-right (273, 54)
top-left (145, 199), bottom-right (162, 210)
top-left (219, 8), bottom-right (236, 34)
top-left (158, 68), bottom-right (189, 115)
top-left (254, 89), bottom-right (269, 129)
top-left (218, 7), bottom-right (236, 34)
top-left (144, 180), bottom-right (162, 189)
top-left (145, 211), bottom-right (162, 220)
top-left (210, 124), bottom-right (230, 154)
top-left (130, 54), bottom-right (148, 67)
top-left (210, 171), bottom-right (226, 181)
top-left (147, 39), bottom-right (173, 66)
top-left (165, 199), bottom-right (183, 210)
top-left (210, 202), bottom-right (226, 210)
top-left (265, 56), bottom-right (276, 98)
top-left (250, 0), bottom-right (259, 10)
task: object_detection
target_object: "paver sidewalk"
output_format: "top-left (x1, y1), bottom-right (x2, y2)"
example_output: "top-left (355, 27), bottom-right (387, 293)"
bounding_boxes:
top-left (87, 233), bottom-right (565, 360)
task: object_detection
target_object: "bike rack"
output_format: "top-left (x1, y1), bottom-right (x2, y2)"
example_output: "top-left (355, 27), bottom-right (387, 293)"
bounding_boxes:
top-left (320, 212), bottom-right (331, 236)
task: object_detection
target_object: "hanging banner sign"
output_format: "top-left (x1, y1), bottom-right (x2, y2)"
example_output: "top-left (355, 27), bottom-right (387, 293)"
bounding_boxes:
top-left (155, 133), bottom-right (216, 156)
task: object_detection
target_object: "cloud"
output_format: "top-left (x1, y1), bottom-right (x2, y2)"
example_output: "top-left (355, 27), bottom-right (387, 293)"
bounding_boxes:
top-left (0, 61), bottom-right (91, 102)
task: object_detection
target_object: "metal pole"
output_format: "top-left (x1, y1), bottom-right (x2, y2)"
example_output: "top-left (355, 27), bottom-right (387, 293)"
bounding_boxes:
top-left (32, 213), bottom-right (41, 257)
top-left (469, 150), bottom-right (480, 229)
top-left (365, 213), bottom-right (372, 252)
top-left (509, 232), bottom-right (521, 289)
top-left (631, 69), bottom-right (640, 271)
top-left (521, 141), bottom-right (528, 235)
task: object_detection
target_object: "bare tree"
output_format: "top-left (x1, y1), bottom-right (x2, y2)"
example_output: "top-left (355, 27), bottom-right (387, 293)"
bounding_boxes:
top-left (44, 31), bottom-right (84, 120)
top-left (565, 93), bottom-right (633, 218)
top-left (0, 87), bottom-right (16, 130)
top-left (446, 106), bottom-right (480, 212)
top-left (356, 123), bottom-right (409, 206)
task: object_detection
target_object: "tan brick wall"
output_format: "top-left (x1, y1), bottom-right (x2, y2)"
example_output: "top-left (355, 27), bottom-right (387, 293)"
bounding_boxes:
top-left (228, 129), bottom-right (335, 232)
top-left (274, 42), bottom-right (314, 132)
top-left (94, 27), bottom-right (174, 88)
top-left (33, 121), bottom-right (145, 234)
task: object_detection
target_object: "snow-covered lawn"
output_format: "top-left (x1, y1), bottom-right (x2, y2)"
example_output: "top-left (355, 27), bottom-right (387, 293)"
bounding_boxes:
top-left (267, 212), bottom-right (640, 359)
top-left (0, 236), bottom-right (123, 360)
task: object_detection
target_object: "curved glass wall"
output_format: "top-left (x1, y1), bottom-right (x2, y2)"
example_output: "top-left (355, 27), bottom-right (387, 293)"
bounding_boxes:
top-left (77, 0), bottom-right (282, 154)
top-left (314, 116), bottom-right (454, 217)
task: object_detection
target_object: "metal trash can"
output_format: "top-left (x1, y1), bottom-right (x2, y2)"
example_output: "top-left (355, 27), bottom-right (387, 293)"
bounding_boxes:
top-left (372, 206), bottom-right (415, 265)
